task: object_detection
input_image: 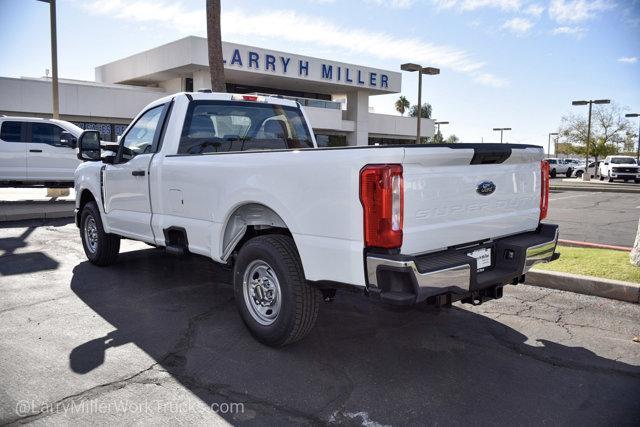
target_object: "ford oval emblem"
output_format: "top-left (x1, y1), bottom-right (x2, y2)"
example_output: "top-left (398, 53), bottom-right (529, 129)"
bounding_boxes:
top-left (476, 181), bottom-right (496, 196)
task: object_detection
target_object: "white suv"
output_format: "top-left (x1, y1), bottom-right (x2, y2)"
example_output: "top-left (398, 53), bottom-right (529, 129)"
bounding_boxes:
top-left (0, 117), bottom-right (83, 187)
top-left (598, 156), bottom-right (640, 183)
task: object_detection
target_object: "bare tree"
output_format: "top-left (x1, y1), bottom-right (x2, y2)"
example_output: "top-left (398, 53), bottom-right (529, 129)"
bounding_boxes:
top-left (206, 0), bottom-right (226, 92)
top-left (558, 103), bottom-right (633, 163)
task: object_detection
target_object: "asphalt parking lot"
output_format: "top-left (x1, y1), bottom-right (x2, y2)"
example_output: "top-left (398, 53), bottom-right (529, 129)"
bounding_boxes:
top-left (1, 219), bottom-right (639, 426)
top-left (546, 190), bottom-right (640, 247)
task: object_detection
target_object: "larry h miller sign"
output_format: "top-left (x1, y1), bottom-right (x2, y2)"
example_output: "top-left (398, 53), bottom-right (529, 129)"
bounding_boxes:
top-left (221, 43), bottom-right (400, 93)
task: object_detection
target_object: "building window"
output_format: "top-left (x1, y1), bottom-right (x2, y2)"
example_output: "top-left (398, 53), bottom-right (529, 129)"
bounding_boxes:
top-left (315, 134), bottom-right (347, 147)
top-left (369, 137), bottom-right (414, 146)
top-left (185, 78), bottom-right (193, 92)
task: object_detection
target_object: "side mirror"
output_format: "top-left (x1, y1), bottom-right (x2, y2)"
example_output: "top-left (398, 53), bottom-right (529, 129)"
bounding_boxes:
top-left (100, 143), bottom-right (119, 164)
top-left (77, 130), bottom-right (101, 161)
top-left (59, 131), bottom-right (77, 148)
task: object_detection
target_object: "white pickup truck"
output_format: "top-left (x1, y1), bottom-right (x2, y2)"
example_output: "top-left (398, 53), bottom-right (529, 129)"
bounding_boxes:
top-left (74, 92), bottom-right (559, 346)
top-left (0, 116), bottom-right (83, 187)
top-left (598, 155), bottom-right (640, 183)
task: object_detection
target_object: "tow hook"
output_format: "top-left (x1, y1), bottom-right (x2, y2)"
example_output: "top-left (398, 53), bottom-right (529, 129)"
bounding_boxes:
top-left (461, 293), bottom-right (483, 306)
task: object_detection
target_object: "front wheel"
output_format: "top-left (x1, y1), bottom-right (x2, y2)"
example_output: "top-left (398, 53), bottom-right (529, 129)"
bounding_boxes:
top-left (575, 170), bottom-right (583, 178)
top-left (80, 201), bottom-right (120, 266)
top-left (566, 168), bottom-right (573, 177)
top-left (233, 235), bottom-right (321, 347)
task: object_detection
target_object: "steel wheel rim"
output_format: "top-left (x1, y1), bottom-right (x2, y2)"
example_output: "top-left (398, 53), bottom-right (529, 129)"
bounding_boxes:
top-left (242, 260), bottom-right (282, 326)
top-left (84, 215), bottom-right (98, 254)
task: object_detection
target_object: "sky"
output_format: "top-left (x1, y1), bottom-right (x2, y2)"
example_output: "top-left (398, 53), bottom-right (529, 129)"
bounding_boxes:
top-left (0, 0), bottom-right (638, 146)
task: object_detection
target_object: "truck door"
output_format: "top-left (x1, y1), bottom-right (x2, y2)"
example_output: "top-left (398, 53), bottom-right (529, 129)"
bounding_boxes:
top-left (27, 122), bottom-right (80, 182)
top-left (0, 120), bottom-right (27, 181)
top-left (102, 103), bottom-right (169, 241)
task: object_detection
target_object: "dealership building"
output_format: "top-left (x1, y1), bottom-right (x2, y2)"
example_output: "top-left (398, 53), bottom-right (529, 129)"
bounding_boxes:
top-left (0, 36), bottom-right (434, 145)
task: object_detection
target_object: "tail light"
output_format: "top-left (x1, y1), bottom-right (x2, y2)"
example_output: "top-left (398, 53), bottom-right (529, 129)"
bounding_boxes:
top-left (540, 160), bottom-right (550, 220)
top-left (360, 164), bottom-right (403, 249)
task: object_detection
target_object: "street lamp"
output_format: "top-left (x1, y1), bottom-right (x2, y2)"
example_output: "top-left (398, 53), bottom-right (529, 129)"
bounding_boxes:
top-left (36, 0), bottom-right (59, 119)
top-left (492, 127), bottom-right (511, 144)
top-left (401, 63), bottom-right (440, 144)
top-left (572, 99), bottom-right (610, 181)
top-left (626, 113), bottom-right (640, 162)
top-left (434, 121), bottom-right (449, 134)
top-left (548, 132), bottom-right (558, 158)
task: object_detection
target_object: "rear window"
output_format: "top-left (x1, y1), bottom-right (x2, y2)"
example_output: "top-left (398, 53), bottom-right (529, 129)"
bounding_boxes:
top-left (178, 101), bottom-right (313, 154)
top-left (1, 121), bottom-right (23, 142)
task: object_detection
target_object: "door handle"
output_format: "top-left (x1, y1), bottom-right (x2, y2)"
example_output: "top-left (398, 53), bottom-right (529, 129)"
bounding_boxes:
top-left (131, 170), bottom-right (146, 176)
top-left (29, 149), bottom-right (43, 153)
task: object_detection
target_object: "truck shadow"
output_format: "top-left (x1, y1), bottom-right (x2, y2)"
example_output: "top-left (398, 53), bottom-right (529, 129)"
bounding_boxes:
top-left (0, 221), bottom-right (65, 276)
top-left (69, 249), bottom-right (640, 425)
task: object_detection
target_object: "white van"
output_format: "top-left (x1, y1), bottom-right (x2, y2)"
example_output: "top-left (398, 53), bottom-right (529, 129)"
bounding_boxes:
top-left (0, 117), bottom-right (84, 187)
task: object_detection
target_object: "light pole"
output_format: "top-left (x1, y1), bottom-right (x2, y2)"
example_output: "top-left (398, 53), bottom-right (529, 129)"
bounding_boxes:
top-left (572, 99), bottom-right (610, 181)
top-left (37, 0), bottom-right (59, 119)
top-left (626, 113), bottom-right (640, 162)
top-left (492, 127), bottom-right (511, 144)
top-left (401, 63), bottom-right (440, 144)
top-left (548, 132), bottom-right (558, 158)
top-left (435, 121), bottom-right (449, 134)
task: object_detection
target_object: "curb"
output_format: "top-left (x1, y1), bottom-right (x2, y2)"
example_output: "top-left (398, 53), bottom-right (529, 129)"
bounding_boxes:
top-left (525, 270), bottom-right (640, 304)
top-left (558, 239), bottom-right (632, 252)
top-left (0, 201), bottom-right (75, 222)
top-left (550, 185), bottom-right (640, 194)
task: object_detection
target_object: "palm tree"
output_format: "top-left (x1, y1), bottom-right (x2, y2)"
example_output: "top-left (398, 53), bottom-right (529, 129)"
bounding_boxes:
top-left (206, 0), bottom-right (226, 92)
top-left (395, 96), bottom-right (410, 116)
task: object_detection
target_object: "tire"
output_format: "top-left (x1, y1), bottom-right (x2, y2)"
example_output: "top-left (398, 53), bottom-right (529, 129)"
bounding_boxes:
top-left (599, 175), bottom-right (604, 181)
top-left (624, 178), bottom-right (629, 182)
top-left (635, 179), bottom-right (640, 184)
top-left (608, 173), bottom-right (614, 183)
top-left (233, 234), bottom-right (321, 347)
top-left (566, 168), bottom-right (572, 177)
top-left (550, 169), bottom-right (557, 178)
top-left (575, 170), bottom-right (583, 178)
top-left (80, 201), bottom-right (120, 266)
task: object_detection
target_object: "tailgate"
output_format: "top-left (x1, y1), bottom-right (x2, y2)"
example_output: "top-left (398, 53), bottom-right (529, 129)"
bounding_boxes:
top-left (401, 145), bottom-right (544, 255)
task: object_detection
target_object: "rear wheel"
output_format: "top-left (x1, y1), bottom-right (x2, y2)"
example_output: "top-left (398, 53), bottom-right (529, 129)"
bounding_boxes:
top-left (233, 235), bottom-right (321, 347)
top-left (80, 201), bottom-right (120, 266)
top-left (566, 168), bottom-right (573, 177)
top-left (599, 175), bottom-right (604, 181)
top-left (575, 170), bottom-right (583, 178)
top-left (550, 169), bottom-right (557, 178)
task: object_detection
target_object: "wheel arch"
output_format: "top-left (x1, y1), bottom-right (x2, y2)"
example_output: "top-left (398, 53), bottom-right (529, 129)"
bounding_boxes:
top-left (220, 203), bottom-right (292, 262)
top-left (76, 188), bottom-right (98, 227)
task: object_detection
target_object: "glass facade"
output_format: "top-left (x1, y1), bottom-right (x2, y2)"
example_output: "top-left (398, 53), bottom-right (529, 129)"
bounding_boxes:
top-left (72, 122), bottom-right (129, 142)
top-left (315, 134), bottom-right (347, 147)
top-left (368, 137), bottom-right (415, 145)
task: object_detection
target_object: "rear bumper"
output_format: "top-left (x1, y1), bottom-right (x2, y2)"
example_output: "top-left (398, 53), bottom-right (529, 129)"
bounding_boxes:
top-left (365, 223), bottom-right (559, 305)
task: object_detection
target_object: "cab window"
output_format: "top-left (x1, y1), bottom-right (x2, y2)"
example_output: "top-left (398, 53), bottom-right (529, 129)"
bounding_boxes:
top-left (31, 123), bottom-right (64, 146)
top-left (178, 101), bottom-right (314, 154)
top-left (119, 106), bottom-right (164, 162)
top-left (0, 121), bottom-right (24, 142)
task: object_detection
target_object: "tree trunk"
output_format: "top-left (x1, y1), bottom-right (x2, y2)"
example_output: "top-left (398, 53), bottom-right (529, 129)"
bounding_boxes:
top-left (206, 0), bottom-right (226, 92)
top-left (631, 218), bottom-right (640, 267)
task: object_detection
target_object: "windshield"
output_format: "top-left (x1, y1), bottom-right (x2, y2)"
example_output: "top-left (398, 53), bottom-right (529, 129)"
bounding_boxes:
top-left (611, 157), bottom-right (636, 164)
top-left (178, 101), bottom-right (314, 154)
